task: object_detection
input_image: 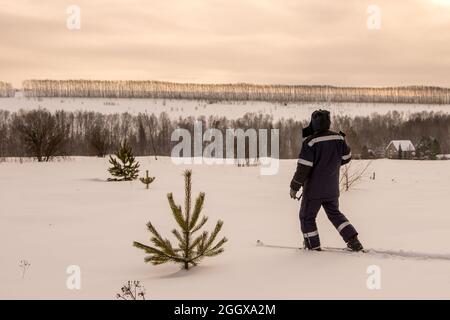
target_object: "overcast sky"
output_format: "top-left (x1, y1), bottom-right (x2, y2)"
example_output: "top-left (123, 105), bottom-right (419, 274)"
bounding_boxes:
top-left (1, 0), bottom-right (450, 87)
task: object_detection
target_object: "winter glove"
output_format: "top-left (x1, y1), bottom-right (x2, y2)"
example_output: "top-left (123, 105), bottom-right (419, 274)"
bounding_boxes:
top-left (290, 188), bottom-right (298, 199)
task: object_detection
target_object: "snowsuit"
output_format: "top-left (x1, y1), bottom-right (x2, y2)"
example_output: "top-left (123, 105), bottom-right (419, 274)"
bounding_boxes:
top-left (290, 129), bottom-right (358, 249)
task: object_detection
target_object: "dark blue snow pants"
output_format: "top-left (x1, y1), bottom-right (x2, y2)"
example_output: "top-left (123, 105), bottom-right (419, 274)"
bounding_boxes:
top-left (299, 197), bottom-right (358, 249)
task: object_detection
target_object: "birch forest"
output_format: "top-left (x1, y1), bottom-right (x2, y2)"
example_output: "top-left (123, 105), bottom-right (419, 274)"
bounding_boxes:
top-left (21, 80), bottom-right (450, 104)
top-left (0, 82), bottom-right (14, 97)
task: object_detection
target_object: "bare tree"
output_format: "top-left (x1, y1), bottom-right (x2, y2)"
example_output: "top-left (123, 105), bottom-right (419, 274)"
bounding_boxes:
top-left (340, 161), bottom-right (372, 191)
top-left (13, 110), bottom-right (69, 162)
top-left (87, 123), bottom-right (112, 157)
top-left (0, 81), bottom-right (14, 97)
top-left (144, 114), bottom-right (159, 160)
top-left (0, 110), bottom-right (9, 158)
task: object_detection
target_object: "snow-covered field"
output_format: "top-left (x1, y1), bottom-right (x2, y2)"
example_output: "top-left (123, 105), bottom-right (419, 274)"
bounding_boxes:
top-left (1, 96), bottom-right (450, 120)
top-left (1, 157), bottom-right (450, 299)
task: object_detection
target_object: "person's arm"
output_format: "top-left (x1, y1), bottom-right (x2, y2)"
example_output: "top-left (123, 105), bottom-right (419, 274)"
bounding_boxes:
top-left (341, 139), bottom-right (352, 165)
top-left (290, 142), bottom-right (314, 191)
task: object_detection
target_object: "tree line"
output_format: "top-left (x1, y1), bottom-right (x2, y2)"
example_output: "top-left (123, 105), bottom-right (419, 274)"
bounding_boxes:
top-left (0, 82), bottom-right (14, 97)
top-left (21, 80), bottom-right (450, 104)
top-left (0, 109), bottom-right (449, 161)
top-left (333, 111), bottom-right (449, 158)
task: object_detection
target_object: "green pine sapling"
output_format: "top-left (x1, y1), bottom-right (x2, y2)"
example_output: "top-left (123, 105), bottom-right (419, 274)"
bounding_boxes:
top-left (108, 140), bottom-right (140, 181)
top-left (140, 170), bottom-right (155, 189)
top-left (133, 170), bottom-right (227, 270)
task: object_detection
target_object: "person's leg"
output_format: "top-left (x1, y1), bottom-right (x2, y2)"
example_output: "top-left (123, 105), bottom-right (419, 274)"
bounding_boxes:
top-left (322, 198), bottom-right (358, 242)
top-left (299, 197), bottom-right (322, 249)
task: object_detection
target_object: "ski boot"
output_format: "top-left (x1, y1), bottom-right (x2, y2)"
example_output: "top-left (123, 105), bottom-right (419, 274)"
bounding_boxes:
top-left (303, 240), bottom-right (321, 251)
top-left (346, 235), bottom-right (364, 252)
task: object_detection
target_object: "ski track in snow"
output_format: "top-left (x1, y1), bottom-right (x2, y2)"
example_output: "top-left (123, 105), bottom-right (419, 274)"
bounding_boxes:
top-left (257, 240), bottom-right (450, 261)
top-left (366, 249), bottom-right (450, 261)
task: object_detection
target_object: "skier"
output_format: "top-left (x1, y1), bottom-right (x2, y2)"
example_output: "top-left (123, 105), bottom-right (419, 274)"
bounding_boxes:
top-left (289, 109), bottom-right (364, 251)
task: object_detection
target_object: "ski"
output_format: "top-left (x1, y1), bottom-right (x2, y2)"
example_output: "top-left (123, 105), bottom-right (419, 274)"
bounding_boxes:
top-left (256, 240), bottom-right (363, 253)
top-left (256, 240), bottom-right (450, 261)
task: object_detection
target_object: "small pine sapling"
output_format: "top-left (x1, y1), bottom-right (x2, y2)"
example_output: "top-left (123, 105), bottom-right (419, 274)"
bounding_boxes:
top-left (140, 170), bottom-right (155, 189)
top-left (133, 170), bottom-right (227, 270)
top-left (108, 140), bottom-right (140, 181)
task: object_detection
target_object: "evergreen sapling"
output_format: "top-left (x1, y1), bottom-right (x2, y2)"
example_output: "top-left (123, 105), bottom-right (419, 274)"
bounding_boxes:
top-left (133, 170), bottom-right (227, 270)
top-left (108, 141), bottom-right (140, 181)
top-left (140, 170), bottom-right (155, 189)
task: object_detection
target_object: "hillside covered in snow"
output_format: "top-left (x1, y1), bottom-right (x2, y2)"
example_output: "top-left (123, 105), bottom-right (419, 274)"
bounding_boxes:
top-left (1, 96), bottom-right (450, 121)
top-left (1, 157), bottom-right (449, 299)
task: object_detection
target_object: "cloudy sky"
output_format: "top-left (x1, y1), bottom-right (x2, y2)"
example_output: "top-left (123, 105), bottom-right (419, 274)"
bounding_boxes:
top-left (1, 0), bottom-right (450, 87)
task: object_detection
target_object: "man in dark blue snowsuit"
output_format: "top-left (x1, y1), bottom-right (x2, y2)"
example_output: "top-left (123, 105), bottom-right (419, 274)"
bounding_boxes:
top-left (290, 110), bottom-right (363, 251)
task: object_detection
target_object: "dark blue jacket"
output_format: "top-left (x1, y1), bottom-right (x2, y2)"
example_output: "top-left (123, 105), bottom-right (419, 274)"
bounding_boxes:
top-left (290, 130), bottom-right (352, 200)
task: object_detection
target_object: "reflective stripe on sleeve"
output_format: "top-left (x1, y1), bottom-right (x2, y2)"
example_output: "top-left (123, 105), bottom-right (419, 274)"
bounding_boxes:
top-left (298, 158), bottom-right (313, 167)
top-left (342, 153), bottom-right (352, 160)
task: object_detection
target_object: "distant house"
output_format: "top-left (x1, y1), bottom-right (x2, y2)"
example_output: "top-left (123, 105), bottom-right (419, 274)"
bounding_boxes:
top-left (386, 140), bottom-right (416, 159)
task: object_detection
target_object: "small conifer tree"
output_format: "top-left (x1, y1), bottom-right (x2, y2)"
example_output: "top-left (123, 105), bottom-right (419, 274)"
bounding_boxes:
top-left (140, 170), bottom-right (155, 189)
top-left (108, 141), bottom-right (140, 181)
top-left (133, 170), bottom-right (227, 270)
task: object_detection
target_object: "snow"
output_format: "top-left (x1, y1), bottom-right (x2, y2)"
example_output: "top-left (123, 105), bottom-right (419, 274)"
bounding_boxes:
top-left (1, 96), bottom-right (450, 121)
top-left (387, 140), bottom-right (416, 152)
top-left (256, 240), bottom-right (450, 261)
top-left (437, 154), bottom-right (450, 160)
top-left (1, 157), bottom-right (450, 299)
